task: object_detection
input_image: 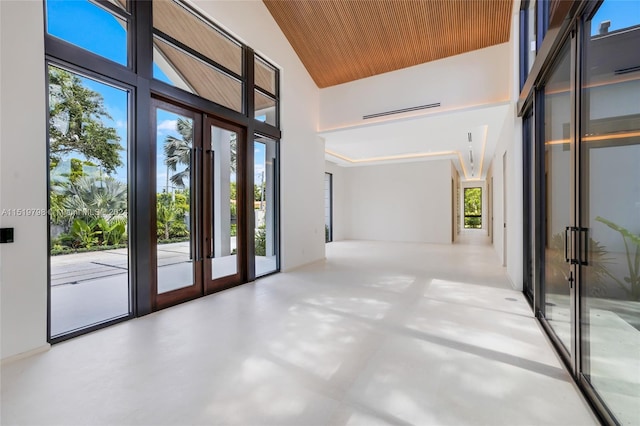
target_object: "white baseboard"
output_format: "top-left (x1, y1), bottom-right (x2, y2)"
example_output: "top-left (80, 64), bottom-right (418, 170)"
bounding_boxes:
top-left (1, 344), bottom-right (51, 365)
top-left (281, 257), bottom-right (326, 273)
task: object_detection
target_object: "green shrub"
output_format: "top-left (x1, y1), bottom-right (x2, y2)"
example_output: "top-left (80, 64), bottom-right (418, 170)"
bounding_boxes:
top-left (255, 224), bottom-right (266, 256)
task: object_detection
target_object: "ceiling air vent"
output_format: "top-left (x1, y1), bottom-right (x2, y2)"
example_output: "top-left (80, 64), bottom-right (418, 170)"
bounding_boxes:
top-left (363, 102), bottom-right (441, 120)
top-left (614, 65), bottom-right (640, 76)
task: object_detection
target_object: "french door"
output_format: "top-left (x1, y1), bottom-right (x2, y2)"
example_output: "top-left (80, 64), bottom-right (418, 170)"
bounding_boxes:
top-left (152, 99), bottom-right (244, 309)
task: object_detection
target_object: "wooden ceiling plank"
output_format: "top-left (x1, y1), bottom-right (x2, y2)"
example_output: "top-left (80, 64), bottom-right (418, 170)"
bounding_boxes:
top-left (263, 0), bottom-right (512, 88)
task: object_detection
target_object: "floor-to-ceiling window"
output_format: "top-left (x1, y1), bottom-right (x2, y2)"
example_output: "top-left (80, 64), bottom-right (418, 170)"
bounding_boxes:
top-left (579, 3), bottom-right (640, 424)
top-left (541, 39), bottom-right (572, 354)
top-left (521, 0), bottom-right (640, 422)
top-left (47, 65), bottom-right (132, 337)
top-left (45, 0), bottom-right (281, 341)
top-left (46, 0), bottom-right (133, 339)
top-left (522, 110), bottom-right (534, 303)
top-left (254, 135), bottom-right (279, 277)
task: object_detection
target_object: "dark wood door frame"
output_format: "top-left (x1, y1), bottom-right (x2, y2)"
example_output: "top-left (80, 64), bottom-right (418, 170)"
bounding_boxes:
top-left (151, 99), bottom-right (247, 310)
top-left (151, 99), bottom-right (204, 310)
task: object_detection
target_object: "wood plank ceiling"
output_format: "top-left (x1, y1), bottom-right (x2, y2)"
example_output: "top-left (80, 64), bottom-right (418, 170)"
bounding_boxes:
top-left (263, 0), bottom-right (513, 88)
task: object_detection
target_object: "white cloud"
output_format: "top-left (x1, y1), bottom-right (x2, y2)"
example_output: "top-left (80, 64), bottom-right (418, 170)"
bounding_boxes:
top-left (254, 163), bottom-right (266, 182)
top-left (157, 119), bottom-right (177, 132)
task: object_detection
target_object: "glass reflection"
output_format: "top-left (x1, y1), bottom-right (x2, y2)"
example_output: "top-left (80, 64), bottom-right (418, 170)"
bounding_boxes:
top-left (580, 2), bottom-right (640, 424)
top-left (156, 109), bottom-right (194, 294)
top-left (48, 66), bottom-right (130, 336)
top-left (254, 135), bottom-right (278, 276)
top-left (543, 41), bottom-right (572, 352)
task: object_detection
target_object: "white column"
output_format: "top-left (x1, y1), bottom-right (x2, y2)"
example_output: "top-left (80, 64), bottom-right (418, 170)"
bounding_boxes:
top-left (265, 141), bottom-right (276, 257)
top-left (212, 127), bottom-right (232, 257)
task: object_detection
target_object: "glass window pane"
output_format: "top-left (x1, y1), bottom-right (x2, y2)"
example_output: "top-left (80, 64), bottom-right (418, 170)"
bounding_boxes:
top-left (255, 56), bottom-right (277, 94)
top-left (255, 91), bottom-right (277, 126)
top-left (153, 0), bottom-right (242, 76)
top-left (209, 126), bottom-right (239, 280)
top-left (254, 136), bottom-right (278, 277)
top-left (46, 0), bottom-right (128, 66)
top-left (463, 187), bottom-right (482, 229)
top-left (155, 110), bottom-right (195, 294)
top-left (527, 0), bottom-right (536, 73)
top-left (543, 40), bottom-right (572, 353)
top-left (48, 65), bottom-right (130, 336)
top-left (153, 37), bottom-right (242, 112)
top-left (580, 2), bottom-right (640, 424)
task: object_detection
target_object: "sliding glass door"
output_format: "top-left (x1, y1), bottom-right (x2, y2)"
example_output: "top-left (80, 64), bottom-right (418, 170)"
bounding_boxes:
top-left (541, 40), bottom-right (573, 354)
top-left (578, 4), bottom-right (640, 424)
top-left (533, 2), bottom-right (639, 423)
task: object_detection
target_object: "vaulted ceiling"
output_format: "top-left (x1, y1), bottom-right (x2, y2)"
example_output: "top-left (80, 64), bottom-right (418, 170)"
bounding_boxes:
top-left (263, 0), bottom-right (513, 88)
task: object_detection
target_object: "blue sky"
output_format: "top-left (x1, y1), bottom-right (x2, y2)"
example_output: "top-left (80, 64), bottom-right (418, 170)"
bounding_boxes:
top-left (591, 0), bottom-right (640, 35)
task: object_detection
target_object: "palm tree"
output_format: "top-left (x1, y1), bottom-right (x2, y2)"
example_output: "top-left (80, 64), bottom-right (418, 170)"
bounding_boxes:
top-left (164, 118), bottom-right (193, 188)
top-left (164, 119), bottom-right (238, 189)
top-left (62, 175), bottom-right (128, 223)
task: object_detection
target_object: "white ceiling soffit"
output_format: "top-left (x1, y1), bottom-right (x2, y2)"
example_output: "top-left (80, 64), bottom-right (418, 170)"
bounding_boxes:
top-left (322, 102), bottom-right (511, 181)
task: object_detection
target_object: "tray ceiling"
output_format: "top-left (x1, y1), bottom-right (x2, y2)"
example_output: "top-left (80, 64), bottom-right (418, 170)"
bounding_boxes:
top-left (263, 0), bottom-right (512, 88)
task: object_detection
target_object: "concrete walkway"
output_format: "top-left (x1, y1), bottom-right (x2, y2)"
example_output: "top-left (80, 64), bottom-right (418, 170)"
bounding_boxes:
top-left (50, 241), bottom-right (276, 336)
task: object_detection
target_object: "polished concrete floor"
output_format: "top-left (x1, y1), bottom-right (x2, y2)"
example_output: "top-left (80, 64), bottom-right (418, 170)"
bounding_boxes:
top-left (1, 237), bottom-right (599, 425)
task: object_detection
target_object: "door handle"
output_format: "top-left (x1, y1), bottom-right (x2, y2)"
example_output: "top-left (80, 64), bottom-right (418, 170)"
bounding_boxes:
top-left (578, 227), bottom-right (589, 265)
top-left (564, 226), bottom-right (570, 263)
top-left (191, 147), bottom-right (203, 262)
top-left (206, 149), bottom-right (215, 259)
top-left (188, 147), bottom-right (195, 262)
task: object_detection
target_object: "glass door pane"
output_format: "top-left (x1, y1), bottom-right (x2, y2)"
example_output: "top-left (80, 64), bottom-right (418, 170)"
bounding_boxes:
top-left (154, 105), bottom-right (200, 299)
top-left (543, 40), bottom-right (573, 352)
top-left (48, 65), bottom-right (130, 336)
top-left (255, 136), bottom-right (279, 276)
top-left (204, 119), bottom-right (242, 288)
top-left (580, 2), bottom-right (640, 424)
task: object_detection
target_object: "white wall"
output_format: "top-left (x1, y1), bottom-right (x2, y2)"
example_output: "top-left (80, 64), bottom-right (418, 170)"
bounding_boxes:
top-left (193, 0), bottom-right (325, 271)
top-left (319, 43), bottom-right (510, 131)
top-left (343, 160), bottom-right (452, 244)
top-left (0, 1), bottom-right (49, 359)
top-left (490, 1), bottom-right (523, 290)
top-left (325, 161), bottom-right (347, 242)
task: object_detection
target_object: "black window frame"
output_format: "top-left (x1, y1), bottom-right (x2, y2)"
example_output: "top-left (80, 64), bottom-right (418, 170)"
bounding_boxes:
top-left (43, 0), bottom-right (282, 343)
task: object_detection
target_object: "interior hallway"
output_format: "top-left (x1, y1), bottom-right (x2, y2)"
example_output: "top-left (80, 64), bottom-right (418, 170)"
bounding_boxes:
top-left (1, 239), bottom-right (598, 425)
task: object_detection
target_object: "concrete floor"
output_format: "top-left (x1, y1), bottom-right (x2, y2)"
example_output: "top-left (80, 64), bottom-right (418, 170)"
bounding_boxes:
top-left (2, 237), bottom-right (599, 425)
